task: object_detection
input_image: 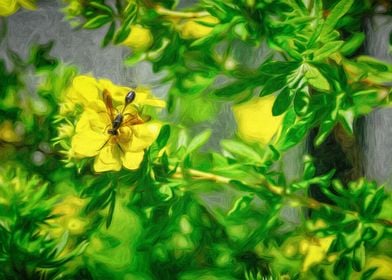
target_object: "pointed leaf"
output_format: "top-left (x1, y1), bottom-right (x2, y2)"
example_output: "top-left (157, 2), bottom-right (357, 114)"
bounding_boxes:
top-left (186, 129), bottom-right (212, 155)
top-left (83, 15), bottom-right (112, 29)
top-left (272, 88), bottom-right (294, 116)
top-left (259, 75), bottom-right (287, 96)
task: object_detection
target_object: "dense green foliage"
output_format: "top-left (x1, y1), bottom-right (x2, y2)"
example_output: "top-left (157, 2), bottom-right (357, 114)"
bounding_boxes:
top-left (1, 0), bottom-right (392, 279)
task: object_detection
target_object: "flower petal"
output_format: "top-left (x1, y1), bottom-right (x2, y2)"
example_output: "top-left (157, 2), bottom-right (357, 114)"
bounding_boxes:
top-left (71, 75), bottom-right (100, 105)
top-left (142, 99), bottom-right (166, 108)
top-left (134, 88), bottom-right (166, 108)
top-left (94, 144), bottom-right (122, 172)
top-left (121, 150), bottom-right (144, 170)
top-left (130, 122), bottom-right (161, 151)
top-left (75, 109), bottom-right (108, 134)
top-left (71, 130), bottom-right (107, 157)
top-left (99, 79), bottom-right (131, 104)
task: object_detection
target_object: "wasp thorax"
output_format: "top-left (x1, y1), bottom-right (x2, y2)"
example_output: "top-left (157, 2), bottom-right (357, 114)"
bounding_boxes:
top-left (125, 90), bottom-right (136, 104)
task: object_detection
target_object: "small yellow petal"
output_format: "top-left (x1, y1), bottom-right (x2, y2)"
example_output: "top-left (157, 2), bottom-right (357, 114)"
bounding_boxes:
top-left (71, 130), bottom-right (107, 157)
top-left (94, 144), bottom-right (122, 172)
top-left (71, 75), bottom-right (100, 105)
top-left (75, 109), bottom-right (108, 134)
top-left (130, 122), bottom-right (161, 151)
top-left (142, 99), bottom-right (166, 108)
top-left (18, 0), bottom-right (36, 10)
top-left (134, 88), bottom-right (165, 108)
top-left (98, 79), bottom-right (131, 104)
top-left (121, 151), bottom-right (144, 170)
top-left (0, 0), bottom-right (18, 16)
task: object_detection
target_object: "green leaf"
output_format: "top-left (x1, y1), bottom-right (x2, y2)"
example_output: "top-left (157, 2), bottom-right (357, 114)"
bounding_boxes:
top-left (156, 124), bottom-right (171, 150)
top-left (306, 19), bottom-right (325, 49)
top-left (340, 32), bottom-right (365, 56)
top-left (294, 88), bottom-right (310, 116)
top-left (102, 21), bottom-right (115, 47)
top-left (272, 88), bottom-right (294, 116)
top-left (214, 80), bottom-right (250, 99)
top-left (90, 2), bottom-right (114, 15)
top-left (352, 242), bottom-right (365, 272)
top-left (259, 61), bottom-right (299, 75)
top-left (313, 41), bottom-right (344, 61)
top-left (364, 187), bottom-right (385, 217)
top-left (186, 129), bottom-right (212, 155)
top-left (259, 75), bottom-right (287, 97)
top-left (280, 108), bottom-right (296, 136)
top-left (333, 256), bottom-right (351, 278)
top-left (124, 52), bottom-right (145, 66)
top-left (339, 110), bottom-right (354, 134)
top-left (360, 268), bottom-right (378, 280)
top-left (83, 15), bottom-right (112, 29)
top-left (114, 25), bottom-right (131, 44)
top-left (314, 119), bottom-right (335, 146)
top-left (322, 0), bottom-right (354, 36)
top-left (356, 56), bottom-right (390, 72)
top-left (279, 118), bottom-right (311, 150)
top-left (106, 189), bottom-right (116, 228)
top-left (227, 194), bottom-right (254, 216)
top-left (304, 64), bottom-right (331, 91)
top-left (303, 156), bottom-right (316, 179)
top-left (221, 139), bottom-right (263, 163)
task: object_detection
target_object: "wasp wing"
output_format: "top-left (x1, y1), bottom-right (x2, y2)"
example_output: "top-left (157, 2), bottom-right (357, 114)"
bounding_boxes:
top-left (102, 89), bottom-right (115, 121)
top-left (122, 113), bottom-right (149, 126)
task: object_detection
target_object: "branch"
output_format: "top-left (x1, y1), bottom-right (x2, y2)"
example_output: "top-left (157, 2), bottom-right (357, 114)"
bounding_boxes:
top-left (155, 6), bottom-right (210, 19)
top-left (172, 166), bottom-right (392, 227)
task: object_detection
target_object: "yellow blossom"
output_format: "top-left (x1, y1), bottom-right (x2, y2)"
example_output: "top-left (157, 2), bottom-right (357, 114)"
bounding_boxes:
top-left (180, 16), bottom-right (219, 39)
top-left (62, 75), bottom-right (164, 114)
top-left (0, 120), bottom-right (22, 142)
top-left (0, 0), bottom-right (36, 16)
top-left (67, 75), bottom-right (165, 172)
top-left (233, 95), bottom-right (283, 145)
top-left (121, 25), bottom-right (153, 52)
top-left (44, 195), bottom-right (88, 238)
top-left (300, 236), bottom-right (334, 271)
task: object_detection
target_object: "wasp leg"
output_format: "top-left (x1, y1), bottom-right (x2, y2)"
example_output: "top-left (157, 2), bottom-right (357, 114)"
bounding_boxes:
top-left (102, 124), bottom-right (110, 133)
top-left (116, 142), bottom-right (124, 154)
top-left (98, 137), bottom-right (111, 151)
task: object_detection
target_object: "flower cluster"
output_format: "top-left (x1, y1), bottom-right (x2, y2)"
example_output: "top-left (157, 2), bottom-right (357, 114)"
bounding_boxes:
top-left (61, 75), bottom-right (165, 172)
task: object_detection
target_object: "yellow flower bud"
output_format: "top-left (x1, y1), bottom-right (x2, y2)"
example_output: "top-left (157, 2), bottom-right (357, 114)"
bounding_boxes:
top-left (0, 120), bottom-right (22, 142)
top-left (121, 25), bottom-right (153, 52)
top-left (67, 217), bottom-right (88, 235)
top-left (233, 95), bottom-right (283, 145)
top-left (0, 0), bottom-right (18, 16)
top-left (180, 16), bottom-right (218, 39)
top-left (0, 0), bottom-right (36, 16)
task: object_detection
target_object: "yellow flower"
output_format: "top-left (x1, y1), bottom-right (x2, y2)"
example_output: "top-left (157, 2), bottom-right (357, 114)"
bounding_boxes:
top-left (233, 95), bottom-right (283, 145)
top-left (43, 195), bottom-right (88, 238)
top-left (300, 236), bottom-right (334, 271)
top-left (0, 0), bottom-right (18, 16)
top-left (0, 120), bottom-right (22, 142)
top-left (121, 25), bottom-right (153, 52)
top-left (67, 75), bottom-right (165, 172)
top-left (180, 16), bottom-right (219, 39)
top-left (62, 75), bottom-right (165, 114)
top-left (0, 0), bottom-right (35, 16)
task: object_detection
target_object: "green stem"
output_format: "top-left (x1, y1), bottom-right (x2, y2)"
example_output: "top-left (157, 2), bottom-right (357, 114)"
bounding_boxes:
top-left (155, 6), bottom-right (210, 18)
top-left (172, 166), bottom-right (392, 227)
